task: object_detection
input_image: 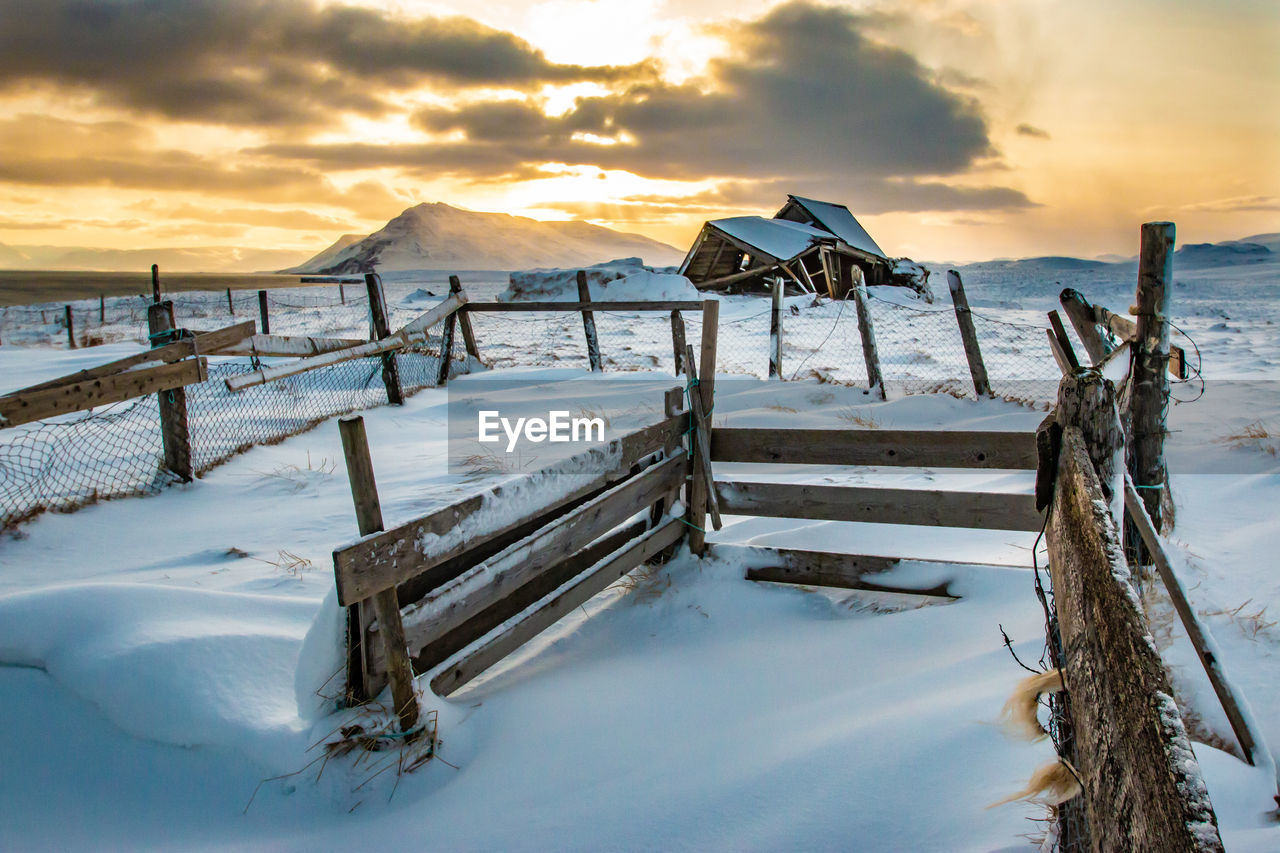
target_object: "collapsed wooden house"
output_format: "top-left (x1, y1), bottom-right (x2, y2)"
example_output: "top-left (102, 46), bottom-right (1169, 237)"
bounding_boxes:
top-left (678, 195), bottom-right (894, 297)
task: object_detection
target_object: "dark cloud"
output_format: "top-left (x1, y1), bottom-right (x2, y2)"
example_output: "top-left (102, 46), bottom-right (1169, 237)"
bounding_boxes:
top-left (1016, 123), bottom-right (1051, 139)
top-left (0, 0), bottom-right (651, 127)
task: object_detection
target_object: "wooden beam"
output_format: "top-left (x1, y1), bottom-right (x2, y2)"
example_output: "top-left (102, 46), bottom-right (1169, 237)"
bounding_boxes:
top-left (712, 543), bottom-right (956, 597)
top-left (715, 480), bottom-right (1042, 531)
top-left (693, 263), bottom-right (780, 292)
top-left (338, 416), bottom-right (421, 738)
top-left (430, 519), bottom-right (683, 695)
top-left (211, 333), bottom-right (365, 358)
top-left (1046, 328), bottom-right (1074, 375)
top-left (11, 320), bottom-right (251, 395)
top-left (577, 270), bottom-right (603, 373)
top-left (710, 428), bottom-right (1037, 469)
top-left (0, 358), bottom-right (208, 429)
top-left (1047, 310), bottom-right (1081, 371)
top-left (461, 300), bottom-right (702, 313)
top-left (392, 454), bottom-right (686, 654)
top-left (1059, 288), bottom-right (1113, 364)
top-left (332, 416), bottom-right (686, 605)
top-left (224, 293), bottom-right (464, 392)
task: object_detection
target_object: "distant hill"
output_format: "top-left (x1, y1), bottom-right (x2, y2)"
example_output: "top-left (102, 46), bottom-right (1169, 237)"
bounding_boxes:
top-left (0, 243), bottom-right (307, 273)
top-left (286, 202), bottom-right (684, 273)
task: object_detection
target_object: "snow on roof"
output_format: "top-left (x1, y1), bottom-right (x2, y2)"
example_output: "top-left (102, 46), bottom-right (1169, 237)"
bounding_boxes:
top-left (786, 196), bottom-right (887, 259)
top-left (708, 216), bottom-right (833, 261)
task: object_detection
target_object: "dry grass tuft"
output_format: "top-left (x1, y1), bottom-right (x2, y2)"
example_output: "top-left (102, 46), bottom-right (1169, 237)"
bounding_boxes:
top-left (254, 451), bottom-right (335, 492)
top-left (612, 561), bottom-right (671, 602)
top-left (837, 407), bottom-right (880, 428)
top-left (253, 549), bottom-right (314, 577)
top-left (1217, 421), bottom-right (1278, 456)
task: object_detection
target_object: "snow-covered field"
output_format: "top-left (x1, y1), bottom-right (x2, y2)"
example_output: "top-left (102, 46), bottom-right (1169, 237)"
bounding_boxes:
top-left (1, 252), bottom-right (1278, 850)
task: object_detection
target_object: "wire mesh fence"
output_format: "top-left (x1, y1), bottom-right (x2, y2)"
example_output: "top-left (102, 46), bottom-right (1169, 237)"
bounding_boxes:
top-left (3, 284), bottom-right (1063, 531)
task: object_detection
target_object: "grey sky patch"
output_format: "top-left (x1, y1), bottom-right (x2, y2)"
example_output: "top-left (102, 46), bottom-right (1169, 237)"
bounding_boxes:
top-left (1015, 123), bottom-right (1051, 139)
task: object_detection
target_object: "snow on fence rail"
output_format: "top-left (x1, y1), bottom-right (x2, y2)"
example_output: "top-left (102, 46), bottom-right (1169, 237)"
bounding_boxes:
top-left (2, 269), bottom-right (1066, 533)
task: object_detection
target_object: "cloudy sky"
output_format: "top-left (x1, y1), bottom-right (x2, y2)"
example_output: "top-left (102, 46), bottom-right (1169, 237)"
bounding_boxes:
top-left (0, 0), bottom-right (1276, 264)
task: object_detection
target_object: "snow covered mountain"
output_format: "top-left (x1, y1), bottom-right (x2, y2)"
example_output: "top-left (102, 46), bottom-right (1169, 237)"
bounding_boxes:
top-left (286, 203), bottom-right (685, 273)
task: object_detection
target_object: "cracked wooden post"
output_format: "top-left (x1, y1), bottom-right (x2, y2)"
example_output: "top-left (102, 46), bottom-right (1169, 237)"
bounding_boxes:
top-left (947, 270), bottom-right (991, 398)
top-left (1128, 222), bottom-right (1175, 534)
top-left (577, 270), bottom-right (603, 372)
top-left (1047, 368), bottom-right (1223, 851)
top-left (364, 272), bottom-right (404, 404)
top-left (768, 278), bottom-right (783, 379)
top-left (339, 415), bottom-right (420, 739)
top-left (147, 300), bottom-right (193, 482)
top-left (849, 265), bottom-right (885, 399)
top-left (226, 288), bottom-right (234, 317)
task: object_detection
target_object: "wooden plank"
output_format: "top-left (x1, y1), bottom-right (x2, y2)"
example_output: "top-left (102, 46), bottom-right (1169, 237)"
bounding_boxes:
top-left (338, 415), bottom-right (420, 736)
top-left (1045, 327), bottom-right (1074, 374)
top-left (392, 453), bottom-right (686, 654)
top-left (10, 321), bottom-right (251, 396)
top-left (682, 344), bottom-right (722, 530)
top-left (713, 543), bottom-right (956, 597)
top-left (332, 416), bottom-right (686, 605)
top-left (688, 299), bottom-right (719, 554)
top-left (849, 266), bottom-right (885, 399)
top-left (1124, 474), bottom-right (1272, 780)
top-left (710, 428), bottom-right (1037, 469)
top-left (211, 333), bottom-right (365, 358)
top-left (462, 300), bottom-right (702, 313)
top-left (1047, 426), bottom-right (1222, 850)
top-left (1047, 310), bottom-right (1081, 371)
top-left (449, 276), bottom-right (482, 362)
top-left (365, 272), bottom-right (404, 405)
top-left (946, 270), bottom-right (992, 397)
top-left (0, 357), bottom-right (207, 429)
top-left (577, 270), bottom-right (603, 373)
top-left (224, 293), bottom-right (464, 392)
top-left (715, 481), bottom-right (1042, 531)
top-left (430, 519), bottom-right (683, 695)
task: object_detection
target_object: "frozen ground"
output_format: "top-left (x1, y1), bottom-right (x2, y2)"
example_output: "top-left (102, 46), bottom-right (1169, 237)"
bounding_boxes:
top-left (0, 252), bottom-right (1278, 850)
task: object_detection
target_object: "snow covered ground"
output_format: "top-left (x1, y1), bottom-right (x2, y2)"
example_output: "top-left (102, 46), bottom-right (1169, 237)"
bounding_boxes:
top-left (1, 252), bottom-right (1278, 850)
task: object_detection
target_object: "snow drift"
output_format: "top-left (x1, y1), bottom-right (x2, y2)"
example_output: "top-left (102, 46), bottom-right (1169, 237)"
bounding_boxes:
top-left (499, 257), bottom-right (700, 303)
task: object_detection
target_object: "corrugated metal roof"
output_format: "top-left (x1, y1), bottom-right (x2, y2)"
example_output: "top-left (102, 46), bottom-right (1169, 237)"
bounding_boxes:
top-left (709, 216), bottom-right (833, 261)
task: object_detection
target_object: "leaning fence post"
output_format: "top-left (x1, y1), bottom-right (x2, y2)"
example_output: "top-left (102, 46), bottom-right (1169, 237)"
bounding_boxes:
top-left (576, 270), bottom-right (603, 372)
top-left (338, 415), bottom-right (421, 739)
top-left (257, 290), bottom-right (270, 335)
top-left (226, 288), bottom-right (234, 317)
top-left (849, 266), bottom-right (885, 399)
top-left (449, 275), bottom-right (482, 363)
top-left (147, 300), bottom-right (193, 482)
top-left (64, 305), bottom-right (76, 349)
top-left (686, 299), bottom-right (719, 556)
top-left (435, 303), bottom-right (457, 386)
top-left (1059, 289), bottom-right (1112, 364)
top-left (769, 278), bottom-right (784, 378)
top-left (947, 270), bottom-right (992, 397)
top-left (670, 309), bottom-right (687, 376)
top-left (364, 272), bottom-right (404, 405)
top-left (1128, 221), bottom-right (1175, 533)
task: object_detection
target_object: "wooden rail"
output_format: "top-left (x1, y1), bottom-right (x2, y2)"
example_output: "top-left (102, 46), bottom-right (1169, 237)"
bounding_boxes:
top-left (462, 300), bottom-right (703, 312)
top-left (710, 428), bottom-right (1037, 469)
top-left (0, 357), bottom-right (208, 428)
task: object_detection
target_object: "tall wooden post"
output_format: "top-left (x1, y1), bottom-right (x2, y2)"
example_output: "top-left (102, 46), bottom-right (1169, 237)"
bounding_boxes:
top-left (1128, 222), bottom-right (1175, 532)
top-left (147, 301), bottom-right (193, 482)
top-left (257, 290), bottom-right (270, 334)
top-left (435, 304), bottom-right (457, 386)
top-left (64, 305), bottom-right (76, 349)
top-left (339, 282), bottom-right (346, 304)
top-left (226, 288), bottom-right (234, 317)
top-left (99, 293), bottom-right (105, 323)
top-left (364, 273), bottom-right (404, 405)
top-left (849, 266), bottom-right (885, 399)
top-left (449, 275), bottom-right (482, 363)
top-left (768, 278), bottom-right (784, 379)
top-left (670, 310), bottom-right (687, 376)
top-left (151, 264), bottom-right (161, 303)
top-left (577, 270), bottom-right (603, 372)
top-left (338, 416), bottom-right (421, 739)
top-left (947, 270), bottom-right (992, 397)
top-left (687, 299), bottom-right (719, 556)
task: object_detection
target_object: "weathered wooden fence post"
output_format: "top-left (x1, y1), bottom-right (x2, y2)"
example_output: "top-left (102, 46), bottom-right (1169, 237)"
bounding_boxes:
top-left (670, 309), bottom-right (687, 376)
top-left (577, 270), bottom-right (603, 372)
top-left (1047, 310), bottom-right (1081, 373)
top-left (257, 290), bottom-right (270, 335)
top-left (64, 305), bottom-right (76, 349)
top-left (339, 282), bottom-right (346, 304)
top-left (363, 272), bottom-right (404, 405)
top-left (1046, 368), bottom-right (1223, 850)
top-left (849, 266), bottom-right (885, 399)
top-left (99, 293), bottom-right (105, 323)
top-left (151, 264), bottom-right (161, 303)
top-left (435, 301), bottom-right (457, 387)
top-left (1128, 221), bottom-right (1175, 532)
top-left (338, 415), bottom-right (421, 738)
top-left (449, 275), bottom-right (482, 363)
top-left (686, 299), bottom-right (719, 556)
top-left (226, 288), bottom-right (234, 317)
top-left (947, 270), bottom-right (992, 398)
top-left (147, 300), bottom-right (193, 482)
top-left (1059, 288), bottom-right (1113, 364)
top-left (768, 278), bottom-right (784, 378)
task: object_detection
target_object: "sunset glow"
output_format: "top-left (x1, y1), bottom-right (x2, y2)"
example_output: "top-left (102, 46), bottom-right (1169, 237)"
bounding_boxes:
top-left (0, 0), bottom-right (1275, 268)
